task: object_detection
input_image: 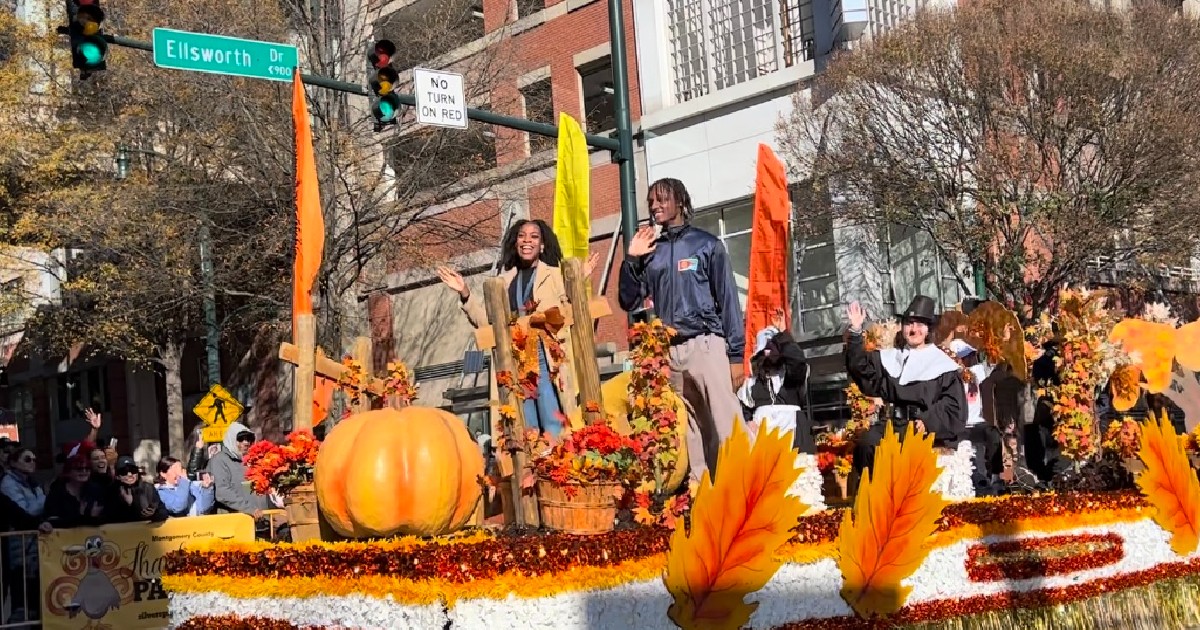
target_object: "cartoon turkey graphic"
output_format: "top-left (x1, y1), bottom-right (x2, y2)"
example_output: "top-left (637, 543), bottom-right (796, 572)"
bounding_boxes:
top-left (45, 535), bottom-right (136, 630)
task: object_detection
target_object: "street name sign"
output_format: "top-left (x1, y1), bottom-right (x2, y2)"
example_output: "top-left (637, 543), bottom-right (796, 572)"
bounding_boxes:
top-left (413, 67), bottom-right (468, 129)
top-left (152, 28), bottom-right (298, 83)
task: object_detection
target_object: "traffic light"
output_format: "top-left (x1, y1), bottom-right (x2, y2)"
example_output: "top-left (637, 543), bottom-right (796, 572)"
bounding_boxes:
top-left (369, 40), bottom-right (401, 132)
top-left (66, 0), bottom-right (107, 78)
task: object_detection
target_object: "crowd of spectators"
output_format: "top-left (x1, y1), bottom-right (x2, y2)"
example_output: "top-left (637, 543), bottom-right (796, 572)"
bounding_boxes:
top-left (0, 410), bottom-right (231, 624)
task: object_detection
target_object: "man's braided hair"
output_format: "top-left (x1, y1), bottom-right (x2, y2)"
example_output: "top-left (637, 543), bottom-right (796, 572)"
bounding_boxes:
top-left (647, 177), bottom-right (694, 221)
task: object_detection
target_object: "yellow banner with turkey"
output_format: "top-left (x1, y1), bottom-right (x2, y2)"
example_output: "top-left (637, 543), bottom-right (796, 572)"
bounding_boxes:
top-left (38, 513), bottom-right (255, 630)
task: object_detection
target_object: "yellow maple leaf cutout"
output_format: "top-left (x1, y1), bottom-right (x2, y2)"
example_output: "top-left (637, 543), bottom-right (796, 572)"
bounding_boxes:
top-left (838, 422), bottom-right (947, 618)
top-left (663, 421), bottom-right (806, 630)
top-left (1137, 410), bottom-right (1200, 556)
top-left (1110, 318), bottom-right (1178, 395)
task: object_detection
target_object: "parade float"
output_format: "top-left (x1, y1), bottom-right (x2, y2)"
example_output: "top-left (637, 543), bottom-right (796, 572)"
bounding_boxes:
top-left (159, 285), bottom-right (1200, 630)
top-left (156, 80), bottom-right (1200, 629)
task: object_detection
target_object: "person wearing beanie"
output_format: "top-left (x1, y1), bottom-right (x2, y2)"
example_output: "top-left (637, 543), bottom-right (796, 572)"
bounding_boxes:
top-left (104, 456), bottom-right (167, 523)
top-left (736, 310), bottom-right (813, 453)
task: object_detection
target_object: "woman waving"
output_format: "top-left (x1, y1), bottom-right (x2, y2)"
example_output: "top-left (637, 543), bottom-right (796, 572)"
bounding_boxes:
top-left (436, 219), bottom-right (596, 438)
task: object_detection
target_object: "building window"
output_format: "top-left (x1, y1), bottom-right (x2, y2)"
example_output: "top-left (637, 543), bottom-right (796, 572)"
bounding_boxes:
top-left (878, 224), bottom-right (963, 314)
top-left (667, 0), bottom-right (815, 104)
top-left (690, 201), bottom-right (757, 312)
top-left (795, 221), bottom-right (840, 336)
top-left (516, 0), bottom-right (543, 18)
top-left (55, 366), bottom-right (108, 422)
top-left (520, 77), bottom-right (555, 154)
top-left (578, 56), bottom-right (616, 133)
top-left (388, 108), bottom-right (497, 194)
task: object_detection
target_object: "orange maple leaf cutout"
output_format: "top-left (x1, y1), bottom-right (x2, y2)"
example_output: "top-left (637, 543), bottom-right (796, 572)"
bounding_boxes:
top-left (1110, 319), bottom-right (1177, 394)
top-left (663, 421), bottom-right (807, 630)
top-left (1137, 410), bottom-right (1200, 556)
top-left (838, 422), bottom-right (947, 618)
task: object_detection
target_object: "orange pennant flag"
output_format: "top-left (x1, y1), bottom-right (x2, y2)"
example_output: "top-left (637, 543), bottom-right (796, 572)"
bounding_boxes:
top-left (743, 144), bottom-right (791, 373)
top-left (292, 69), bottom-right (325, 342)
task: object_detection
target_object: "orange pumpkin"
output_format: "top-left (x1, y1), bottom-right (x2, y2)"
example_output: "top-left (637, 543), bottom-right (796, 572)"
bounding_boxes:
top-left (315, 407), bottom-right (483, 538)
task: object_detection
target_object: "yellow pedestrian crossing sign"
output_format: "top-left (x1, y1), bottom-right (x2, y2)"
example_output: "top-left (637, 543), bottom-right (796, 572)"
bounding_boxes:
top-left (194, 384), bottom-right (244, 443)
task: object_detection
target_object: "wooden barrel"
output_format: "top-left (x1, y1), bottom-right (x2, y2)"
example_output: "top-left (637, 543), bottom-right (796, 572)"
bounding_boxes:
top-left (536, 479), bottom-right (620, 535)
top-left (285, 484), bottom-right (321, 543)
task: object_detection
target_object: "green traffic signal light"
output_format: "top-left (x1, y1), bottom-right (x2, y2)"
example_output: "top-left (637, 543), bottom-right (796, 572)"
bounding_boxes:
top-left (77, 40), bottom-right (104, 66)
top-left (374, 94), bottom-right (401, 122)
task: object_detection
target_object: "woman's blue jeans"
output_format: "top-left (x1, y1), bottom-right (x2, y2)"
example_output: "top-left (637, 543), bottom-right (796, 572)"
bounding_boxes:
top-left (522, 341), bottom-right (564, 438)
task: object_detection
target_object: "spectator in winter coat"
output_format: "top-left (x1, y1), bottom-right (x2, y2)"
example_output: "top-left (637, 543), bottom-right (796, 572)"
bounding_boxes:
top-left (1, 447), bottom-right (46, 623)
top-left (207, 422), bottom-right (271, 518)
top-left (737, 310), bottom-right (813, 453)
top-left (156, 457), bottom-right (215, 517)
top-left (104, 456), bottom-right (168, 523)
top-left (42, 454), bottom-right (107, 529)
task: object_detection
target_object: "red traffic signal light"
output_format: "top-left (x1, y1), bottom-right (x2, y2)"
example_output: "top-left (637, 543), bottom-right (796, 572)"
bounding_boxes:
top-left (368, 40), bottom-right (396, 69)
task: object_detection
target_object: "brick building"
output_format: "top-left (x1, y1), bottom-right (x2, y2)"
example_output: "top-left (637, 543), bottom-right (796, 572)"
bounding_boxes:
top-left (363, 0), bottom-right (647, 413)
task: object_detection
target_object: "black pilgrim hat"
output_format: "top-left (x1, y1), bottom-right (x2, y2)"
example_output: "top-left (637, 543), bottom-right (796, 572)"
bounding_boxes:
top-left (898, 295), bottom-right (938, 324)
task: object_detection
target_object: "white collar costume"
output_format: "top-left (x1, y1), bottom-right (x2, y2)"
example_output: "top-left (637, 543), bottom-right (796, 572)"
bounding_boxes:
top-left (879, 345), bottom-right (961, 385)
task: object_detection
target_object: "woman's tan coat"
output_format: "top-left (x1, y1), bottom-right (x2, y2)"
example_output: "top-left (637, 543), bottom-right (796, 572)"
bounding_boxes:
top-left (461, 261), bottom-right (582, 475)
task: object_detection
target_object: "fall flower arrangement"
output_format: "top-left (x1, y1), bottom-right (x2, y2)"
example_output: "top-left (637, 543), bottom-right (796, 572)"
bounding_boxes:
top-left (337, 358), bottom-right (419, 409)
top-left (1102, 417), bottom-right (1143, 461)
top-left (626, 319), bottom-right (691, 529)
top-left (1030, 287), bottom-right (1126, 462)
top-left (863, 320), bottom-right (900, 352)
top-left (244, 430), bottom-right (321, 495)
top-left (816, 384), bottom-right (875, 477)
top-left (522, 418), bottom-right (644, 497)
top-left (500, 305), bottom-right (568, 400)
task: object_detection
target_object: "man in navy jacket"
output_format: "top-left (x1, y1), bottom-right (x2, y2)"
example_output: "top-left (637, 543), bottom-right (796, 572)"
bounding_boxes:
top-left (619, 178), bottom-right (750, 483)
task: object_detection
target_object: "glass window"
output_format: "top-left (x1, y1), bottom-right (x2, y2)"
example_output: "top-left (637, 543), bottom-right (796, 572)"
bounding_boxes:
top-left (798, 275), bottom-right (838, 309)
top-left (520, 78), bottom-right (555, 154)
top-left (795, 244), bottom-right (835, 280)
top-left (8, 387), bottom-right (35, 450)
top-left (56, 374), bottom-right (81, 422)
top-left (800, 307), bottom-right (841, 335)
top-left (691, 210), bottom-right (720, 235)
top-left (722, 202), bottom-right (753, 234)
top-left (577, 57), bottom-right (616, 133)
top-left (516, 0), bottom-right (543, 18)
top-left (723, 232), bottom-right (751, 309)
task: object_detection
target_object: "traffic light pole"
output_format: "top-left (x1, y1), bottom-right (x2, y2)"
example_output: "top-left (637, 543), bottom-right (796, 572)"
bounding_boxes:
top-left (90, 30), bottom-right (635, 208)
top-left (89, 21), bottom-right (641, 302)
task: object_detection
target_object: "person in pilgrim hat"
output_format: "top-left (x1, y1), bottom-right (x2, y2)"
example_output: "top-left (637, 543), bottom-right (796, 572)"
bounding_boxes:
top-left (844, 295), bottom-right (967, 475)
top-left (736, 309), bottom-right (814, 454)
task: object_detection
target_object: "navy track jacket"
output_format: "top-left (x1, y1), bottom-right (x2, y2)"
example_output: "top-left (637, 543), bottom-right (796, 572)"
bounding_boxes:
top-left (618, 224), bottom-right (745, 361)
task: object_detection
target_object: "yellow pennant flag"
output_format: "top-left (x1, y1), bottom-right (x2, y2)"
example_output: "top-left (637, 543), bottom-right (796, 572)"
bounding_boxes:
top-left (552, 113), bottom-right (590, 261)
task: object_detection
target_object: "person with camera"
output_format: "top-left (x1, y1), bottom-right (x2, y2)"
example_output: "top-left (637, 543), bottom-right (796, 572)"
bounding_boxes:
top-left (155, 456), bottom-right (216, 517)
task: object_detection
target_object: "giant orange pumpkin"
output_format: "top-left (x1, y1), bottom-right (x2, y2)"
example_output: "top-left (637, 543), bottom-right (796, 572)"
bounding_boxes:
top-left (314, 407), bottom-right (483, 538)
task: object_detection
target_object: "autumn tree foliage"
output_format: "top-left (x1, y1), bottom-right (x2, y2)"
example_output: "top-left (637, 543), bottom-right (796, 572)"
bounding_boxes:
top-left (777, 0), bottom-right (1200, 318)
top-left (0, 0), bottom-right (523, 454)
